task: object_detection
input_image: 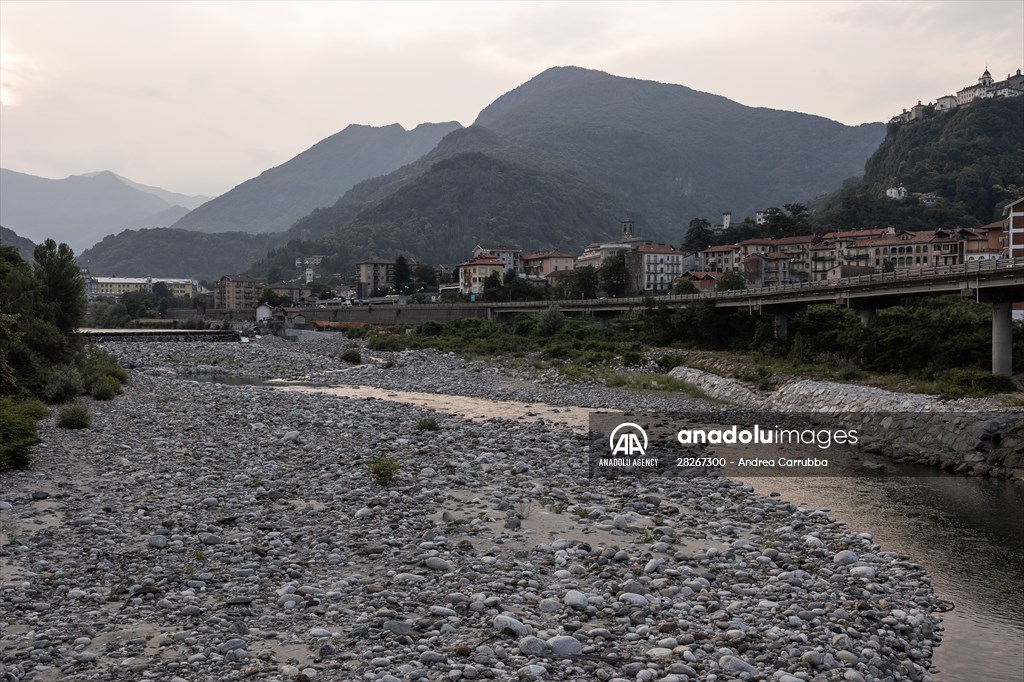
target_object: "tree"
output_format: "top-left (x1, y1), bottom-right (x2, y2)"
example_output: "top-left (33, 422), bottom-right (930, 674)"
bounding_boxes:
top-left (673, 279), bottom-right (697, 295)
top-left (414, 264), bottom-right (438, 287)
top-left (600, 254), bottom-right (628, 297)
top-left (394, 256), bottom-right (411, 293)
top-left (151, 281), bottom-right (171, 299)
top-left (682, 218), bottom-right (714, 254)
top-left (260, 288), bottom-right (289, 307)
top-left (716, 270), bottom-right (746, 291)
top-left (267, 267), bottom-right (282, 284)
top-left (555, 266), bottom-right (599, 299)
top-left (32, 240), bottom-right (85, 337)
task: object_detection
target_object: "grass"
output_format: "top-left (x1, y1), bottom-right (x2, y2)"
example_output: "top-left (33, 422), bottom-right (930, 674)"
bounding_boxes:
top-left (367, 454), bottom-right (401, 486)
top-left (340, 348), bottom-right (362, 364)
top-left (415, 416), bottom-right (439, 431)
top-left (604, 372), bottom-right (716, 400)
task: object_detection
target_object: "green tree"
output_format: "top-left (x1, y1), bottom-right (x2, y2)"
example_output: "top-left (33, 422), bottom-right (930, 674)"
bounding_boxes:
top-left (414, 263), bottom-right (438, 287)
top-left (267, 267), bottom-right (282, 284)
top-left (716, 270), bottom-right (746, 291)
top-left (682, 218), bottom-right (714, 253)
top-left (600, 254), bottom-right (628, 297)
top-left (394, 256), bottom-right (411, 293)
top-left (151, 281), bottom-right (171, 299)
top-left (260, 287), bottom-right (289, 307)
top-left (33, 240), bottom-right (85, 337)
top-left (673, 279), bottom-right (697, 295)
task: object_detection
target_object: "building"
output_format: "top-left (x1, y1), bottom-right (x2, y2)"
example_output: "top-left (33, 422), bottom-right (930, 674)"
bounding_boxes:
top-left (934, 95), bottom-right (958, 112)
top-left (85, 276), bottom-right (196, 299)
top-left (1003, 197), bottom-right (1024, 320)
top-left (957, 67), bottom-right (1024, 106)
top-left (623, 244), bottom-right (683, 294)
top-left (743, 252), bottom-right (793, 287)
top-left (886, 186), bottom-right (908, 200)
top-left (673, 271), bottom-right (718, 291)
top-left (456, 256), bottom-right (505, 296)
top-left (522, 251), bottom-right (575, 281)
top-left (355, 259), bottom-right (396, 293)
top-left (472, 245), bottom-right (521, 276)
top-left (576, 218), bottom-right (653, 269)
top-left (215, 274), bottom-right (259, 310)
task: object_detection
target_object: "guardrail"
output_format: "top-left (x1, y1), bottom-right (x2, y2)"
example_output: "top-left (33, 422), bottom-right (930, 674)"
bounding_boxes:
top-left (484, 256), bottom-right (1024, 309)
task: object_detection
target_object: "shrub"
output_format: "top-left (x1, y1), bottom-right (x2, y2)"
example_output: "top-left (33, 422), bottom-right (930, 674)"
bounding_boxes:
top-left (58, 402), bottom-right (91, 429)
top-left (0, 398), bottom-right (44, 469)
top-left (536, 306), bottom-right (565, 337)
top-left (367, 454), bottom-right (401, 486)
top-left (417, 321), bottom-right (444, 337)
top-left (81, 347), bottom-right (129, 393)
top-left (415, 416), bottom-right (439, 431)
top-left (340, 348), bottom-right (362, 364)
top-left (90, 375), bottom-right (122, 400)
top-left (40, 364), bottom-right (84, 404)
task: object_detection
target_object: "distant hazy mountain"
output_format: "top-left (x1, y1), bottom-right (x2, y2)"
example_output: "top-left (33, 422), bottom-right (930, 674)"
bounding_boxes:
top-left (78, 228), bottom-right (278, 280)
top-left (263, 66), bottom-right (885, 274)
top-left (0, 169), bottom-right (196, 253)
top-left (169, 122), bottom-right (463, 235)
top-left (80, 171), bottom-right (209, 209)
top-left (0, 226), bottom-right (36, 261)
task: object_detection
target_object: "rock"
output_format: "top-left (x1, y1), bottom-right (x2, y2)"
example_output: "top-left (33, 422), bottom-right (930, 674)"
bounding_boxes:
top-left (384, 620), bottom-right (414, 636)
top-left (719, 655), bottom-right (758, 675)
top-left (517, 664), bottom-right (547, 679)
top-left (833, 549), bottom-right (859, 565)
top-left (30, 491), bottom-right (49, 500)
top-left (425, 557), bottom-right (450, 571)
top-left (545, 635), bottom-right (581, 655)
top-left (801, 650), bottom-right (825, 667)
top-left (198, 532), bottom-right (222, 545)
top-left (494, 613), bottom-right (530, 637)
top-left (518, 636), bottom-right (550, 656)
top-left (218, 638), bottom-right (246, 653)
top-left (850, 566), bottom-right (876, 579)
top-left (355, 507), bottom-right (372, 520)
top-left (564, 590), bottom-right (587, 610)
top-left (308, 627), bottom-right (331, 638)
top-left (148, 535), bottom-right (167, 549)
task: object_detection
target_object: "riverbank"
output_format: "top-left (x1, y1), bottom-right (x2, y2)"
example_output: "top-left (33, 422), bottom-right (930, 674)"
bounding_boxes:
top-left (0, 336), bottom-right (946, 681)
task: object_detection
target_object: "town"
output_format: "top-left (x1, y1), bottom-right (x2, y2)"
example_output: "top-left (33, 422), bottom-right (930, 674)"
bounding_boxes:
top-left (81, 196), bottom-right (1024, 320)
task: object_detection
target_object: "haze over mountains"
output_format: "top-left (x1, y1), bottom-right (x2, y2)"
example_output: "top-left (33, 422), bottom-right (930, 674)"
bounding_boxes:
top-left (25, 66), bottom-right (889, 278)
top-left (0, 169), bottom-right (209, 253)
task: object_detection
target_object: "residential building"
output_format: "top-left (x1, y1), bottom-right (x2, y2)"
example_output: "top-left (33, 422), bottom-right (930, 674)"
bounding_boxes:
top-left (674, 271), bottom-right (718, 291)
top-left (472, 245), bottom-right (522, 276)
top-left (744, 252), bottom-right (793, 286)
top-left (215, 274), bottom-right (259, 310)
top-left (576, 218), bottom-right (653, 269)
top-left (266, 282), bottom-right (311, 304)
top-left (934, 95), bottom-right (958, 111)
top-left (700, 244), bottom-right (742, 273)
top-left (522, 250), bottom-right (575, 283)
top-left (623, 244), bottom-right (683, 294)
top-left (355, 259), bottom-right (396, 293)
top-left (962, 224), bottom-right (1003, 262)
top-left (1003, 197), bottom-right (1024, 320)
top-left (457, 256), bottom-right (505, 296)
top-left (886, 186), bottom-right (908, 200)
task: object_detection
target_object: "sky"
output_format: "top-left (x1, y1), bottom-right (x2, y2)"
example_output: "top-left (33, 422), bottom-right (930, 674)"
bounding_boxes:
top-left (1, 0), bottom-right (1022, 197)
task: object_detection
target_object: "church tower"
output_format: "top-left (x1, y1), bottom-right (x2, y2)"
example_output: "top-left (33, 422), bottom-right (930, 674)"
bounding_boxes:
top-left (979, 67), bottom-right (993, 87)
top-left (621, 217), bottom-right (634, 239)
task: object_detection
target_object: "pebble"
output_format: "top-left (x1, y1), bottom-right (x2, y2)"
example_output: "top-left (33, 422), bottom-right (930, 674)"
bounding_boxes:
top-left (0, 338), bottom-right (942, 682)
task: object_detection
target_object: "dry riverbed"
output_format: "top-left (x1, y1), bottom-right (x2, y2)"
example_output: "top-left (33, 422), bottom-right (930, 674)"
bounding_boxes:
top-left (0, 336), bottom-right (942, 681)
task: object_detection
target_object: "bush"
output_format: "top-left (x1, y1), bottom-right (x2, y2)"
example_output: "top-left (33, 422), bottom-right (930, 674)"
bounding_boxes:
top-left (90, 375), bottom-right (122, 400)
top-left (40, 364), bottom-right (84, 404)
top-left (0, 398), bottom-right (44, 469)
top-left (536, 306), bottom-right (565, 337)
top-left (340, 348), bottom-right (362, 364)
top-left (367, 454), bottom-right (401, 486)
top-left (58, 402), bottom-right (91, 429)
top-left (933, 368), bottom-right (1016, 398)
top-left (415, 416), bottom-right (439, 431)
top-left (81, 347), bottom-right (129, 393)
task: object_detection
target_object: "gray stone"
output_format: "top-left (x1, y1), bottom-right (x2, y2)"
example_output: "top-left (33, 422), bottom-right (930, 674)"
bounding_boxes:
top-left (518, 636), bottom-right (549, 656)
top-left (719, 655), bottom-right (758, 675)
top-left (198, 532), bottom-right (222, 545)
top-left (148, 535), bottom-right (167, 549)
top-left (425, 556), bottom-right (450, 571)
top-left (545, 635), bottom-right (581, 656)
top-left (384, 620), bottom-right (414, 636)
top-left (833, 549), bottom-right (859, 565)
top-left (493, 613), bottom-right (529, 637)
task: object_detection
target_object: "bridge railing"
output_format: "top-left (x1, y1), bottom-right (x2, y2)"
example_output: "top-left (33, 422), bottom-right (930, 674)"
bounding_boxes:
top-left (483, 256), bottom-right (1024, 309)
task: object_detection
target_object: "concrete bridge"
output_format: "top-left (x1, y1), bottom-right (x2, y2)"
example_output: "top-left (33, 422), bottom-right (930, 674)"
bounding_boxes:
top-left (221, 257), bottom-right (1024, 375)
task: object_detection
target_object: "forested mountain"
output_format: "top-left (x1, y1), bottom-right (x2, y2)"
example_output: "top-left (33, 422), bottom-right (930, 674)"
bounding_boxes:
top-left (170, 122), bottom-right (462, 235)
top-left (78, 228), bottom-right (277, 280)
top-left (814, 96), bottom-right (1024, 230)
top-left (0, 226), bottom-right (36, 262)
top-left (258, 151), bottom-right (629, 275)
top-left (0, 169), bottom-right (195, 253)
top-left (259, 67), bottom-right (885, 276)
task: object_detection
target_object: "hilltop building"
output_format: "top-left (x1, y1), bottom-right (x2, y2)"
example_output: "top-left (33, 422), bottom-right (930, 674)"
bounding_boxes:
top-left (891, 67), bottom-right (1024, 123)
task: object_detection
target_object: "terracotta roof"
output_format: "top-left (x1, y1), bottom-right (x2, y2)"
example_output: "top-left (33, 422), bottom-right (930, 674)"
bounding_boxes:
top-left (678, 271), bottom-right (718, 279)
top-left (703, 245), bottom-right (739, 253)
top-left (523, 250), bottom-right (574, 260)
top-left (457, 257), bottom-right (504, 267)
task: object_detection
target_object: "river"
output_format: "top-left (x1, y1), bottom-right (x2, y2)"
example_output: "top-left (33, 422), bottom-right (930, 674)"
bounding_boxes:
top-left (203, 377), bottom-right (1024, 681)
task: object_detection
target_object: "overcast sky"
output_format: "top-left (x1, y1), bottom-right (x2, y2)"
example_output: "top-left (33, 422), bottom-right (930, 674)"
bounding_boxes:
top-left (1, 0), bottom-right (1022, 197)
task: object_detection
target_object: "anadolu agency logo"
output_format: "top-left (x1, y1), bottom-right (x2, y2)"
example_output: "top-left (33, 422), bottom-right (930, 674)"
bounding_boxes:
top-left (598, 422), bottom-right (659, 469)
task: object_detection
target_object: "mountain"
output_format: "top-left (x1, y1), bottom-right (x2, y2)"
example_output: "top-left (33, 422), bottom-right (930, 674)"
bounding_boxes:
top-left (169, 122), bottom-right (463, 235)
top-left (263, 66), bottom-right (885, 274)
top-left (78, 228), bottom-right (278, 281)
top-left (0, 169), bottom-right (194, 253)
top-left (81, 171), bottom-right (209, 209)
top-left (814, 96), bottom-right (1024, 230)
top-left (0, 226), bottom-right (36, 262)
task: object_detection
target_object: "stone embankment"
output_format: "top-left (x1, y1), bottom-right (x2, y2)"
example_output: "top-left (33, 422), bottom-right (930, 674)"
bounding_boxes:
top-left (669, 367), bottom-right (1024, 479)
top-left (0, 337), bottom-right (942, 681)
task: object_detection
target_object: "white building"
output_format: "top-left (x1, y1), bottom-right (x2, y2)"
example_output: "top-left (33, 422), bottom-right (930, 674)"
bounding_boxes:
top-left (886, 186), bottom-right (908, 200)
top-left (471, 245), bottom-right (521, 275)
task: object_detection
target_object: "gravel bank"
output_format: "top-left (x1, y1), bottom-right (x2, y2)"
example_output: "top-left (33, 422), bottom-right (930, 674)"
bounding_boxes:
top-left (0, 336), bottom-right (941, 681)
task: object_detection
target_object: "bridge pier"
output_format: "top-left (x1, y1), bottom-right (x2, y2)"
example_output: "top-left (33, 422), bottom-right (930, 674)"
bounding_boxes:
top-left (773, 314), bottom-right (788, 342)
top-left (992, 301), bottom-right (1012, 377)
